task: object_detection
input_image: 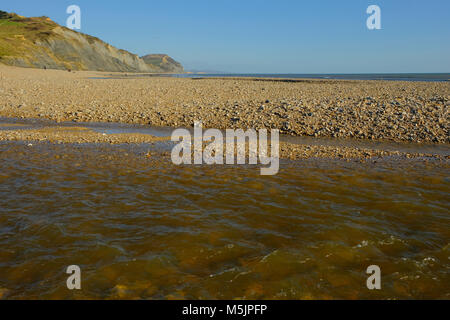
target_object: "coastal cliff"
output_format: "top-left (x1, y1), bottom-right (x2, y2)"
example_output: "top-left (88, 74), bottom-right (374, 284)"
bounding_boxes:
top-left (0, 10), bottom-right (183, 72)
top-left (141, 54), bottom-right (184, 73)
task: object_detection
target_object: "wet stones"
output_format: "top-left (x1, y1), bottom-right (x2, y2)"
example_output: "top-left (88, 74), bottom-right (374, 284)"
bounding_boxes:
top-left (0, 65), bottom-right (448, 144)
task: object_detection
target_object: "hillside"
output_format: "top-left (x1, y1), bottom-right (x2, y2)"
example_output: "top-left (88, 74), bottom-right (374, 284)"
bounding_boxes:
top-left (141, 54), bottom-right (184, 73)
top-left (0, 10), bottom-right (183, 72)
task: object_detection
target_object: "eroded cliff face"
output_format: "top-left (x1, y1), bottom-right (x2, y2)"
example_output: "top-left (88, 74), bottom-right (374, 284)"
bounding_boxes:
top-left (0, 11), bottom-right (183, 72)
top-left (141, 54), bottom-right (184, 73)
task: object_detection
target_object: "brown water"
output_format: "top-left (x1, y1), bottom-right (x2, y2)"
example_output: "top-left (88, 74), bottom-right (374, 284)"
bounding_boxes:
top-left (2, 116), bottom-right (450, 156)
top-left (0, 141), bottom-right (449, 300)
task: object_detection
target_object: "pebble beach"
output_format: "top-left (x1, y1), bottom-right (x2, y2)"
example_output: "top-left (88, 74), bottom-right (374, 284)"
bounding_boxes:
top-left (0, 65), bottom-right (448, 160)
top-left (1, 66), bottom-right (449, 300)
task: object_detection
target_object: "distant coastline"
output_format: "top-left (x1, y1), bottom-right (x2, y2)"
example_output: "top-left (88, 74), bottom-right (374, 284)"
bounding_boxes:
top-left (172, 73), bottom-right (450, 82)
top-left (1, 65), bottom-right (448, 145)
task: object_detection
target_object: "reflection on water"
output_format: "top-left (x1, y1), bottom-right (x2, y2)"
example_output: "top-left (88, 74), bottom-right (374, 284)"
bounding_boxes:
top-left (0, 142), bottom-right (449, 299)
top-left (1, 117), bottom-right (449, 156)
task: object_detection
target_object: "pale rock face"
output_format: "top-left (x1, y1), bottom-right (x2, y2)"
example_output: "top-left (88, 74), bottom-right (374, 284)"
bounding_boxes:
top-left (0, 12), bottom-right (183, 73)
top-left (141, 54), bottom-right (184, 73)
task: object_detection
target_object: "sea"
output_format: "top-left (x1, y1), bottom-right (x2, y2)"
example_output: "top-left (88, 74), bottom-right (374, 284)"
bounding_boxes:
top-left (170, 73), bottom-right (450, 82)
top-left (0, 118), bottom-right (449, 299)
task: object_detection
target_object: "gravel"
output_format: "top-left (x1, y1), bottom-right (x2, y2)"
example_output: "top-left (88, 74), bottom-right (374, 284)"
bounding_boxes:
top-left (0, 65), bottom-right (448, 145)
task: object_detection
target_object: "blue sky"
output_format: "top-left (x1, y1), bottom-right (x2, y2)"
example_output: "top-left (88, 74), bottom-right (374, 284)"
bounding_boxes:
top-left (3, 0), bottom-right (450, 73)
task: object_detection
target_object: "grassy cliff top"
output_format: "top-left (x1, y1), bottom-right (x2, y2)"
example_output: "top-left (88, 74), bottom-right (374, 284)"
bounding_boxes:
top-left (0, 10), bottom-right (184, 72)
top-left (0, 11), bottom-right (58, 57)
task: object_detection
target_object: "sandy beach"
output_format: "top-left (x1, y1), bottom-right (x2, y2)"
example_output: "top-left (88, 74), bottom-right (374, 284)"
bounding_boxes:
top-left (0, 65), bottom-right (448, 161)
top-left (1, 71), bottom-right (447, 299)
top-left (1, 65), bottom-right (448, 142)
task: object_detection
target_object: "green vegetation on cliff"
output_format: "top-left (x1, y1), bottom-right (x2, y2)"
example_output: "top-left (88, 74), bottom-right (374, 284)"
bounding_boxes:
top-left (0, 10), bottom-right (184, 72)
top-left (0, 12), bottom-right (54, 57)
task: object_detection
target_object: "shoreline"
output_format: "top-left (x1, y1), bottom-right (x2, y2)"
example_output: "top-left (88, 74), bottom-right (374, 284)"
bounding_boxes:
top-left (0, 65), bottom-right (448, 151)
top-left (0, 119), bottom-right (448, 162)
top-left (0, 67), bottom-right (449, 300)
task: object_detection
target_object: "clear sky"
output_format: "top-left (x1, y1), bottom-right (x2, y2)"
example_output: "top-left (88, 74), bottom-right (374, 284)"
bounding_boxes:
top-left (3, 0), bottom-right (450, 73)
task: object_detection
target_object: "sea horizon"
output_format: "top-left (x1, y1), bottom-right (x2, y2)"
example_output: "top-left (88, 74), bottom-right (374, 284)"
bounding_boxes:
top-left (175, 72), bottom-right (450, 82)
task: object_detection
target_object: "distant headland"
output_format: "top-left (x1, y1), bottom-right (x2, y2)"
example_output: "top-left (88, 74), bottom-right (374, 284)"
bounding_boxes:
top-left (0, 10), bottom-right (184, 73)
